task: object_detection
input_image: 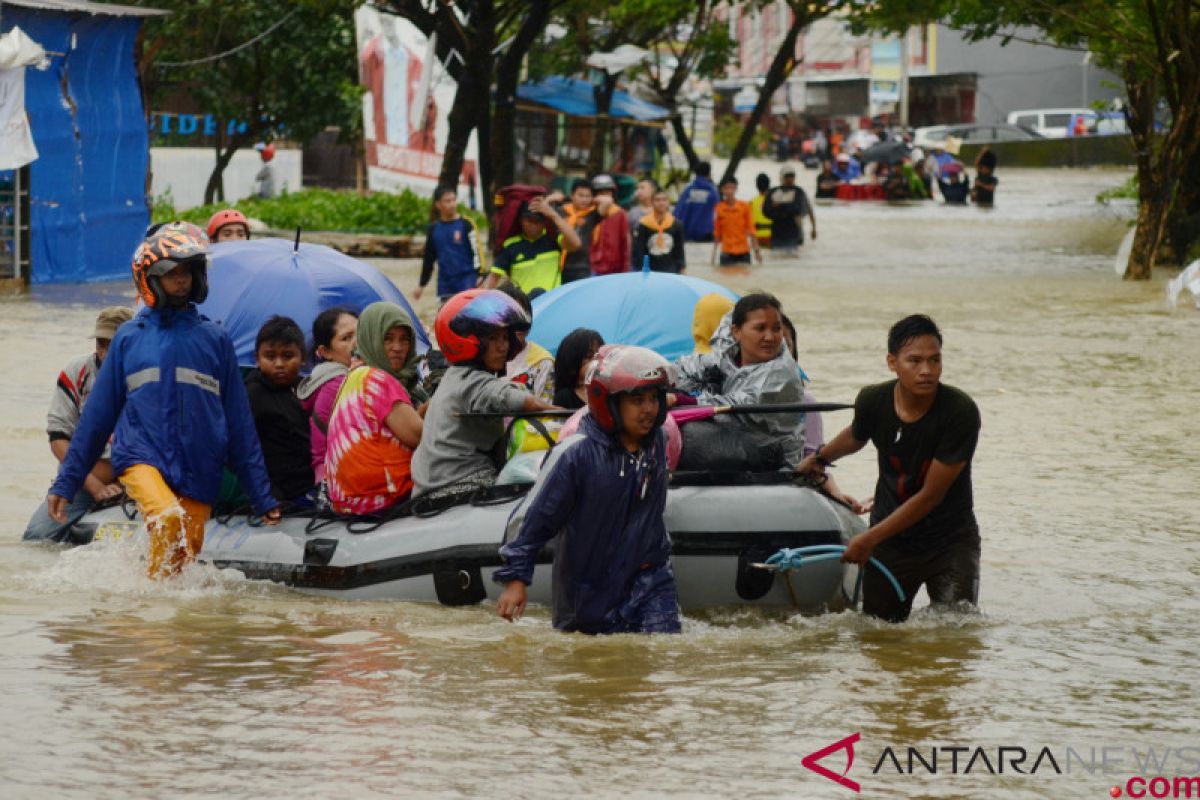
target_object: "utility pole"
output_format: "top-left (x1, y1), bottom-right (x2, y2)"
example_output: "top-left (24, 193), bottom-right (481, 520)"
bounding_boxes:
top-left (898, 27), bottom-right (910, 129)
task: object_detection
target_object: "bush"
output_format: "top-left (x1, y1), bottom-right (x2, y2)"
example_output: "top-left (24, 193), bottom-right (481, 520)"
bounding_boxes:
top-left (1097, 175), bottom-right (1137, 203)
top-left (713, 117), bottom-right (773, 159)
top-left (152, 188), bottom-right (487, 235)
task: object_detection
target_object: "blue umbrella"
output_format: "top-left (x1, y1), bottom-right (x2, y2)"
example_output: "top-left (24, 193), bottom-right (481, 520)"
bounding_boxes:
top-left (198, 238), bottom-right (429, 367)
top-left (530, 265), bottom-right (739, 360)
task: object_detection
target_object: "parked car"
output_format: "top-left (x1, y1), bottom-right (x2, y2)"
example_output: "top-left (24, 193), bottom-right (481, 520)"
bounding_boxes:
top-left (915, 123), bottom-right (1043, 149)
top-left (1006, 108), bottom-right (1096, 138)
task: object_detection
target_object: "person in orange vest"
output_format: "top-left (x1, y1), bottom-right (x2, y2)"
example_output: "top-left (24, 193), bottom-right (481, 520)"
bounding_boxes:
top-left (711, 177), bottom-right (761, 267)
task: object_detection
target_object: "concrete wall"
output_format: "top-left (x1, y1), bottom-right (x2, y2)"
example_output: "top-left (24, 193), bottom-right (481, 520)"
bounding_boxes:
top-left (934, 26), bottom-right (1123, 124)
top-left (959, 135), bottom-right (1135, 168)
top-left (149, 148), bottom-right (303, 210)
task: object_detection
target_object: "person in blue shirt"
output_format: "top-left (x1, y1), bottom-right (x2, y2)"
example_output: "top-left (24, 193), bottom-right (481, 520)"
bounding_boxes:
top-left (674, 161), bottom-right (719, 242)
top-left (415, 186), bottom-right (482, 302)
top-left (46, 223), bottom-right (280, 577)
top-left (832, 152), bottom-right (862, 182)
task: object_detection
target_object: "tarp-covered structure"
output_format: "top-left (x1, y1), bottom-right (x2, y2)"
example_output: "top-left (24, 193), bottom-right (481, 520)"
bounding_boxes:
top-left (0, 0), bottom-right (163, 283)
top-left (517, 76), bottom-right (669, 122)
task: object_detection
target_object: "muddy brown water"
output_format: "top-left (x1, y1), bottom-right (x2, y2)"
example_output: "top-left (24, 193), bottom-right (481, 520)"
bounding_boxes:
top-left (2, 168), bottom-right (1197, 798)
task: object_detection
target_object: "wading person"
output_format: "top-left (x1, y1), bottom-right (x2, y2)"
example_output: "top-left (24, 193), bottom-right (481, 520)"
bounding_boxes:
top-left (796, 314), bottom-right (981, 622)
top-left (494, 345), bottom-right (681, 634)
top-left (23, 306), bottom-right (133, 542)
top-left (763, 165), bottom-right (817, 254)
top-left (46, 224), bottom-right (280, 576)
top-left (416, 186), bottom-right (483, 302)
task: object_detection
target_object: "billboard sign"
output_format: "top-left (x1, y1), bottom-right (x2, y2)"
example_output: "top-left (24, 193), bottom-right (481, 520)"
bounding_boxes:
top-left (354, 7), bottom-right (477, 201)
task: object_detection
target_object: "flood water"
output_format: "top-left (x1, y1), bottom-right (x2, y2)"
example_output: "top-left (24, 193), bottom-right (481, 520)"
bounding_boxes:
top-left (2, 167), bottom-right (1197, 799)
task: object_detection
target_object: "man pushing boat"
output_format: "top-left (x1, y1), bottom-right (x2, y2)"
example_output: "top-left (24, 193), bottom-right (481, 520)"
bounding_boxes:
top-left (796, 315), bottom-right (981, 622)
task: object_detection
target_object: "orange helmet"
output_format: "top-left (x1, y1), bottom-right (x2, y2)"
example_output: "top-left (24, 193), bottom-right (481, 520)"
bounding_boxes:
top-left (434, 289), bottom-right (530, 365)
top-left (132, 222), bottom-right (209, 308)
top-left (206, 209), bottom-right (249, 240)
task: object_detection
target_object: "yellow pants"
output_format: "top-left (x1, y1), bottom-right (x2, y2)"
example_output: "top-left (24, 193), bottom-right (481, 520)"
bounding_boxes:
top-left (120, 465), bottom-right (212, 578)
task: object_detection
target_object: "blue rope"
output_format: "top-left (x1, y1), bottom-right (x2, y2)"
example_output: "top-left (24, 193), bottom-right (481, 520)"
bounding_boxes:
top-left (764, 545), bottom-right (906, 603)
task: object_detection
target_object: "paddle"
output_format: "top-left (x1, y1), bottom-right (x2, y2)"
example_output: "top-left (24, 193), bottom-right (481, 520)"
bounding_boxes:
top-left (457, 401), bottom-right (852, 420)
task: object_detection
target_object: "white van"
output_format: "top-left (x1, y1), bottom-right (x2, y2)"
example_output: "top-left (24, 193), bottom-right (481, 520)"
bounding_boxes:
top-left (1006, 108), bottom-right (1097, 138)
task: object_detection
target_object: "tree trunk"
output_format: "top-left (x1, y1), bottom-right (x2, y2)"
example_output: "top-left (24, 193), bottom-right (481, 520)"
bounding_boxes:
top-left (474, 0), bottom-right (496, 226)
top-left (437, 70), bottom-right (482, 192)
top-left (205, 140), bottom-right (239, 206)
top-left (491, 64), bottom-right (520, 191)
top-left (588, 73), bottom-right (619, 175)
top-left (668, 113), bottom-right (703, 174)
top-left (1128, 179), bottom-right (1169, 280)
top-left (720, 6), bottom-right (806, 185)
top-left (1123, 65), bottom-right (1161, 279)
top-left (491, 0), bottom-right (554, 192)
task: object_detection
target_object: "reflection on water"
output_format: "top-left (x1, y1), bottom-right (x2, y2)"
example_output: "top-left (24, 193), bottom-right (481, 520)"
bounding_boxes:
top-left (2, 168), bottom-right (1198, 797)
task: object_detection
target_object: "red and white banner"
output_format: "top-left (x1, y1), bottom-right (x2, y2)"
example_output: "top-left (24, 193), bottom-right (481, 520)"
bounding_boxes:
top-left (354, 7), bottom-right (477, 201)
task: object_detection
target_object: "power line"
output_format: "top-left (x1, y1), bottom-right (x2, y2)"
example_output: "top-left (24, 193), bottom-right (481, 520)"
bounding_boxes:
top-left (155, 9), bottom-right (299, 68)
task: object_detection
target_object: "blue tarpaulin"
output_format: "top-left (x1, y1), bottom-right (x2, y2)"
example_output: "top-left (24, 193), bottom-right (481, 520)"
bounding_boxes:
top-left (1, 6), bottom-right (151, 283)
top-left (517, 76), bottom-right (668, 122)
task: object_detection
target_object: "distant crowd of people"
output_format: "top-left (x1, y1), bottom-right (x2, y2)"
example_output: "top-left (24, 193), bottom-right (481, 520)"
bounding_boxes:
top-left (416, 162), bottom-right (822, 302)
top-left (814, 145), bottom-right (999, 206)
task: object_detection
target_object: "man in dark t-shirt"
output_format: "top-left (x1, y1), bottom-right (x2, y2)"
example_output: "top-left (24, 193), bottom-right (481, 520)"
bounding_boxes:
top-left (797, 314), bottom-right (981, 621)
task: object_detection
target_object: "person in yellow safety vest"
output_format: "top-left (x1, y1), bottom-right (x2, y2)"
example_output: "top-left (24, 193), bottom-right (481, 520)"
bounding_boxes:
top-left (749, 173), bottom-right (773, 248)
top-left (485, 197), bottom-right (582, 295)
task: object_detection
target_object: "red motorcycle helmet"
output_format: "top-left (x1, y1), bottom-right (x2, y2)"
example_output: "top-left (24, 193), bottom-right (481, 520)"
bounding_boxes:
top-left (131, 222), bottom-right (209, 308)
top-left (206, 208), bottom-right (249, 240)
top-left (585, 344), bottom-right (675, 433)
top-left (435, 288), bottom-right (531, 365)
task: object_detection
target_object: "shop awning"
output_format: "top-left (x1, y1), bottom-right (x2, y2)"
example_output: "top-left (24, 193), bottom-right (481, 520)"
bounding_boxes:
top-left (517, 76), bottom-right (669, 121)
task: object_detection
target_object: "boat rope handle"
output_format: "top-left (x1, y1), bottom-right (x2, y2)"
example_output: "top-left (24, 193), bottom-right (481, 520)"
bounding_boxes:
top-left (757, 545), bottom-right (906, 603)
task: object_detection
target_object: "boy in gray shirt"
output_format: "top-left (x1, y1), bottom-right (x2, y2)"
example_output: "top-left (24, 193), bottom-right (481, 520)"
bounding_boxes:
top-left (412, 289), bottom-right (558, 498)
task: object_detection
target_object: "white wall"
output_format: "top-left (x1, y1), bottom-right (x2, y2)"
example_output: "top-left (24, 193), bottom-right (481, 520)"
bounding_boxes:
top-left (149, 147), bottom-right (303, 210)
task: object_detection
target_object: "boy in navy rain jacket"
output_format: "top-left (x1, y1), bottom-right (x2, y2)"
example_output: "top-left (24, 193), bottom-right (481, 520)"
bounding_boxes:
top-left (48, 224), bottom-right (280, 576)
top-left (495, 345), bottom-right (681, 634)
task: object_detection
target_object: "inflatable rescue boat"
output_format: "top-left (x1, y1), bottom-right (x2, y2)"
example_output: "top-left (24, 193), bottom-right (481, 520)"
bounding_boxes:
top-left (71, 475), bottom-right (865, 612)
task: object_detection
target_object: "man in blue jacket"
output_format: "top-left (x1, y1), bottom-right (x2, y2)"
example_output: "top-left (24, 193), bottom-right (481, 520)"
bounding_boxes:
top-left (494, 344), bottom-right (681, 634)
top-left (674, 161), bottom-right (718, 242)
top-left (47, 223), bottom-right (280, 577)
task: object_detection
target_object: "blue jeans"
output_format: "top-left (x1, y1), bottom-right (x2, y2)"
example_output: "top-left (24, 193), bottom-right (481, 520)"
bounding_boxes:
top-left (22, 488), bottom-right (95, 544)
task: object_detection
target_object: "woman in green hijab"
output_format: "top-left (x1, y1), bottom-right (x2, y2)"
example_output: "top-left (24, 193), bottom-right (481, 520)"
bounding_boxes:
top-left (323, 302), bottom-right (426, 515)
top-left (354, 302), bottom-right (430, 406)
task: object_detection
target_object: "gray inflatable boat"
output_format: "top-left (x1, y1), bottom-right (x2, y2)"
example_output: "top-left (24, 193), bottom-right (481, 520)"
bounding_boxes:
top-left (72, 477), bottom-right (864, 612)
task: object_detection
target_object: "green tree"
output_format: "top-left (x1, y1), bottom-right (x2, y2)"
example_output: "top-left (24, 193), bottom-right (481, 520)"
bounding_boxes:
top-left (639, 0), bottom-right (737, 173)
top-left (536, 0), bottom-right (734, 174)
top-left (853, 0), bottom-right (1200, 279)
top-left (139, 0), bottom-right (362, 205)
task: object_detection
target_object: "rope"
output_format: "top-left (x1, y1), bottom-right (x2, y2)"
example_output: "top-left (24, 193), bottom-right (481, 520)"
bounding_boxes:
top-left (759, 545), bottom-right (906, 604)
top-left (155, 9), bottom-right (300, 68)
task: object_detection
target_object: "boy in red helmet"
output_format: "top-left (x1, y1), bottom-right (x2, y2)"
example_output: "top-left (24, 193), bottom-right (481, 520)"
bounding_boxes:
top-left (46, 223), bottom-right (281, 577)
top-left (494, 344), bottom-right (682, 634)
top-left (206, 209), bottom-right (250, 243)
top-left (411, 289), bottom-right (558, 500)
